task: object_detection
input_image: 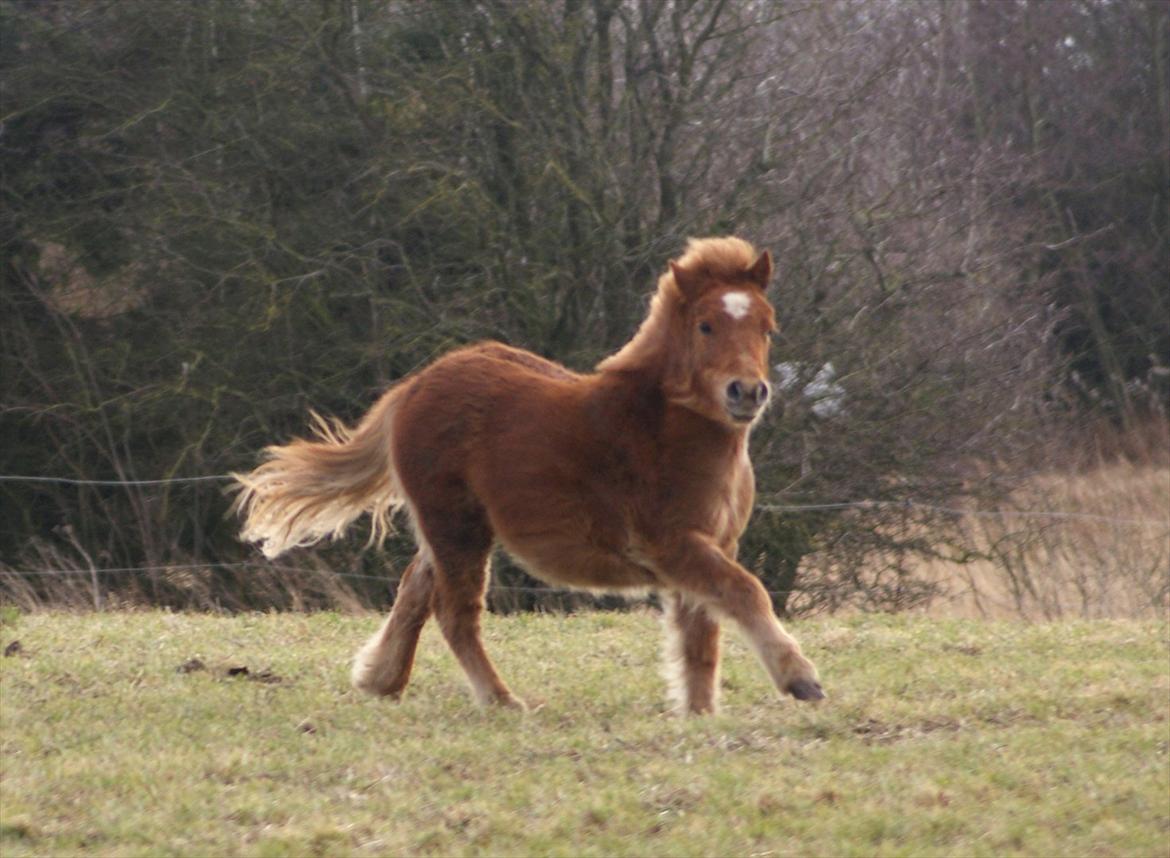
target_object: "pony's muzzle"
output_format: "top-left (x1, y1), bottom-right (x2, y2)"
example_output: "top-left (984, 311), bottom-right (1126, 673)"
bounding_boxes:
top-left (725, 378), bottom-right (769, 421)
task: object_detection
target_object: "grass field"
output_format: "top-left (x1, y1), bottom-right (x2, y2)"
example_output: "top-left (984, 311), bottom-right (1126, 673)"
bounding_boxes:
top-left (1, 610), bottom-right (1167, 857)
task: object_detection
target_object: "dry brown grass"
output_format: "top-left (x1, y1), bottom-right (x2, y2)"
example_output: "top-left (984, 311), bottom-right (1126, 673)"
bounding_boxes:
top-left (0, 539), bottom-right (374, 614)
top-left (921, 452), bottom-right (1169, 620)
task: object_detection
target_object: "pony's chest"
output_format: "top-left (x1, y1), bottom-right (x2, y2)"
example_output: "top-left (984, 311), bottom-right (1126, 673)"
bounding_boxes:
top-left (652, 443), bottom-right (754, 540)
top-left (709, 455), bottom-right (755, 539)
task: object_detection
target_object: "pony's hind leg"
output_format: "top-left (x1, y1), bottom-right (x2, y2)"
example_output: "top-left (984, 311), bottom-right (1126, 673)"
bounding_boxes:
top-left (663, 592), bottom-right (722, 714)
top-left (352, 554), bottom-right (434, 698)
top-left (430, 545), bottom-right (524, 709)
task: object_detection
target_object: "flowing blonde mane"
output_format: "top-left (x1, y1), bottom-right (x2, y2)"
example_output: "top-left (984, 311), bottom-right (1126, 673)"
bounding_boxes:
top-left (671, 236), bottom-right (759, 284)
top-left (597, 237), bottom-right (761, 375)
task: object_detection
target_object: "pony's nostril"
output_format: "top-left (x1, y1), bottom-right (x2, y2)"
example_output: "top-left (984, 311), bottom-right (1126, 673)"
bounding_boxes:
top-left (755, 381), bottom-right (769, 403)
top-left (727, 380), bottom-right (744, 402)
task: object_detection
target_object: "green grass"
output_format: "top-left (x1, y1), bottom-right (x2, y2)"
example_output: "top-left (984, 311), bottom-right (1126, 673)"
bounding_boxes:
top-left (1, 610), bottom-right (1167, 857)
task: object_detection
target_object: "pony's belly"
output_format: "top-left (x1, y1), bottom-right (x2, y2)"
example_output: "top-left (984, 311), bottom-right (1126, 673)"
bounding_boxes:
top-left (499, 535), bottom-right (659, 592)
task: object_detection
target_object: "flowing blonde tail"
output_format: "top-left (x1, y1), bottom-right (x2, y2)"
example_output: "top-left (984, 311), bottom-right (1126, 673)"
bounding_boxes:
top-left (231, 386), bottom-right (407, 559)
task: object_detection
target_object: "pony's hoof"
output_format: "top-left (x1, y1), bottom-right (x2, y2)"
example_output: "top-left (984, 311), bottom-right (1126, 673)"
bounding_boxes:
top-left (489, 692), bottom-right (528, 710)
top-left (786, 678), bottom-right (825, 701)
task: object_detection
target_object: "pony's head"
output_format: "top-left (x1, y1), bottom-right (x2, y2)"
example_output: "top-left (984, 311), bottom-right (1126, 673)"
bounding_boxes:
top-left (667, 238), bottom-right (776, 427)
top-left (600, 237), bottom-right (777, 429)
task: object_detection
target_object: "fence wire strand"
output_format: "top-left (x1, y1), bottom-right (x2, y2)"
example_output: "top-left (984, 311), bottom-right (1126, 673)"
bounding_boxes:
top-left (2, 471), bottom-right (1166, 594)
top-left (3, 471), bottom-right (1163, 525)
top-left (0, 474), bottom-right (229, 486)
top-left (0, 563), bottom-right (660, 596)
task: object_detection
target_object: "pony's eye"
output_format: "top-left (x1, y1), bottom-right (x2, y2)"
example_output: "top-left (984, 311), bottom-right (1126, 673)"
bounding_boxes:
top-left (698, 321), bottom-right (713, 335)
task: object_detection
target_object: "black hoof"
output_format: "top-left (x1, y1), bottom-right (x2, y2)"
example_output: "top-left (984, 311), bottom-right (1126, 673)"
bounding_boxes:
top-left (786, 678), bottom-right (825, 701)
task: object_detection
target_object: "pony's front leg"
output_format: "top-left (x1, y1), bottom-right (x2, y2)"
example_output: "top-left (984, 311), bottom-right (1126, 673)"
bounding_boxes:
top-left (656, 533), bottom-right (824, 702)
top-left (663, 593), bottom-right (722, 713)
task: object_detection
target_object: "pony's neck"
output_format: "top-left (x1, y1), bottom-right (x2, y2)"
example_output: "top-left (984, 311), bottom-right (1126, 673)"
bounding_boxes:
top-left (668, 398), bottom-right (748, 448)
top-left (596, 288), bottom-right (687, 393)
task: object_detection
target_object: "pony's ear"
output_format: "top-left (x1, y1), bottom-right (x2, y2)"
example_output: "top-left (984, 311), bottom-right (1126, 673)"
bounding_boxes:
top-left (746, 250), bottom-right (773, 290)
top-left (669, 261), bottom-right (705, 302)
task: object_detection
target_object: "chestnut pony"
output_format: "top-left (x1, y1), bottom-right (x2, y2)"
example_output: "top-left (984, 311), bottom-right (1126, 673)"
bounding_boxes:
top-left (233, 237), bottom-right (823, 712)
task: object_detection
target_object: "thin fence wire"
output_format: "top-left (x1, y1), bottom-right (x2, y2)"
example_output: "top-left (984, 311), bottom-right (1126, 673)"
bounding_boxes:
top-left (4, 472), bottom-right (1165, 524)
top-left (2, 471), bottom-right (1166, 600)
top-left (0, 563), bottom-right (662, 596)
top-left (0, 474), bottom-right (230, 486)
top-left (756, 501), bottom-right (1165, 527)
top-left (0, 562), bottom-right (386, 582)
top-left (2, 472), bottom-right (1165, 525)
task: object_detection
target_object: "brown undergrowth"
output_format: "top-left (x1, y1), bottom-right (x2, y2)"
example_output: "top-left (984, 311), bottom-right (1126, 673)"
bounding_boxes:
top-left (918, 419), bottom-right (1169, 619)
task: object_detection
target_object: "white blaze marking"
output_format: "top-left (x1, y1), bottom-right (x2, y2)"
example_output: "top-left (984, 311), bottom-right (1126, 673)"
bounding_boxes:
top-left (722, 291), bottom-right (751, 320)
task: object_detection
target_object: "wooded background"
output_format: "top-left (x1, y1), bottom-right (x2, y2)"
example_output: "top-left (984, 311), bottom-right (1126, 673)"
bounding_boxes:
top-left (2, 0), bottom-right (1166, 613)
